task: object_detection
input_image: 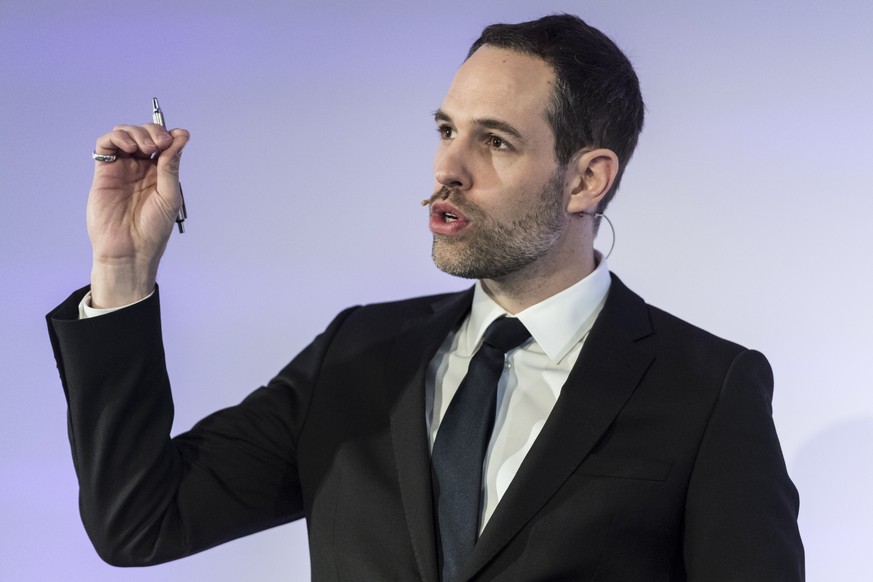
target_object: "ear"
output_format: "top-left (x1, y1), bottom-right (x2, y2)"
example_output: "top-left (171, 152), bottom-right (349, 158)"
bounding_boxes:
top-left (565, 148), bottom-right (619, 214)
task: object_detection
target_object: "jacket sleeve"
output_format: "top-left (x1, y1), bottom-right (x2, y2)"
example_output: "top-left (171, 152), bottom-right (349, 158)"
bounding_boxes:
top-left (683, 349), bottom-right (805, 581)
top-left (46, 285), bottom-right (355, 566)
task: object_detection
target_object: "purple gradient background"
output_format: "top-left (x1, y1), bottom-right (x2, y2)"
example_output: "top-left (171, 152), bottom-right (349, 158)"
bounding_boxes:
top-left (2, 1), bottom-right (872, 580)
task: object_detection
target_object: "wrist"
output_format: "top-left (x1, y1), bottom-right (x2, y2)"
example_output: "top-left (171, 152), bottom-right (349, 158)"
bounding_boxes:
top-left (90, 260), bottom-right (158, 309)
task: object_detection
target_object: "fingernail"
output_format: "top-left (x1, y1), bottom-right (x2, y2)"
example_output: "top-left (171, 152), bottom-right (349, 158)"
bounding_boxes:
top-left (156, 132), bottom-right (172, 141)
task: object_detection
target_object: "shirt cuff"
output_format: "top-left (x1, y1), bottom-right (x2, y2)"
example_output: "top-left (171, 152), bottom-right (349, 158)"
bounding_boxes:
top-left (78, 290), bottom-right (155, 319)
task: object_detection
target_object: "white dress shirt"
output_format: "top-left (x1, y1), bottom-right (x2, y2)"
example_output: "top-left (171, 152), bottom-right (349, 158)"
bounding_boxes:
top-left (426, 257), bottom-right (611, 531)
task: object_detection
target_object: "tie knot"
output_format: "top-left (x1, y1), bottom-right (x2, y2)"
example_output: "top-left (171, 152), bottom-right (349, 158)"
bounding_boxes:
top-left (481, 316), bottom-right (531, 354)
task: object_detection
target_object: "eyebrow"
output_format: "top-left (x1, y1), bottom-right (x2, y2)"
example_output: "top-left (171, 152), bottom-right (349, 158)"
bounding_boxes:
top-left (434, 109), bottom-right (527, 144)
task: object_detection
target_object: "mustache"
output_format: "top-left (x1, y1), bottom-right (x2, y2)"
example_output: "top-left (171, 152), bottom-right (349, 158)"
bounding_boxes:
top-left (420, 186), bottom-right (453, 207)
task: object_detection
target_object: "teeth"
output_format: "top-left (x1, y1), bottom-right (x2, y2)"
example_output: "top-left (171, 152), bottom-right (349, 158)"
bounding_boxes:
top-left (445, 213), bottom-right (457, 222)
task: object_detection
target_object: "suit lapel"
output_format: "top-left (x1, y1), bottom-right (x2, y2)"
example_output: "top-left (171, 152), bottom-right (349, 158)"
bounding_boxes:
top-left (462, 275), bottom-right (655, 579)
top-left (387, 288), bottom-right (474, 582)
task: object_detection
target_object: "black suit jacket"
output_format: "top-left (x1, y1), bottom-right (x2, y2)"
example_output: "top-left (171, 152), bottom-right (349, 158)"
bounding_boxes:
top-left (47, 274), bottom-right (804, 581)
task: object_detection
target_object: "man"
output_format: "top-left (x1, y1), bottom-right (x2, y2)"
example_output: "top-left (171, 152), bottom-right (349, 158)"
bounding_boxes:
top-left (47, 14), bottom-right (804, 581)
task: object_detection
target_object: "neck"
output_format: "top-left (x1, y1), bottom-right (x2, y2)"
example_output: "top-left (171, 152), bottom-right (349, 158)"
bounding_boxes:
top-left (479, 244), bottom-right (597, 314)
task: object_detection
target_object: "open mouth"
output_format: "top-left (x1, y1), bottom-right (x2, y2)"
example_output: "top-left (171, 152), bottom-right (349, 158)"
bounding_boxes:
top-left (429, 201), bottom-right (469, 235)
top-left (431, 201), bottom-right (466, 222)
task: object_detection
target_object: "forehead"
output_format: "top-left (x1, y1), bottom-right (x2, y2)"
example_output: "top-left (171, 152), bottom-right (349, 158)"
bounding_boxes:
top-left (441, 46), bottom-right (555, 139)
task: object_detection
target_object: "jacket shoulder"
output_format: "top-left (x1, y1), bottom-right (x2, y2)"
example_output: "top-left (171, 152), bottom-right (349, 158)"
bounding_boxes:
top-left (607, 273), bottom-right (752, 364)
top-left (646, 303), bottom-right (747, 354)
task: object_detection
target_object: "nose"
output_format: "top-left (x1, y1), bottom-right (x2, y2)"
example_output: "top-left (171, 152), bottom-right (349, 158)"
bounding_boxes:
top-left (434, 140), bottom-right (472, 191)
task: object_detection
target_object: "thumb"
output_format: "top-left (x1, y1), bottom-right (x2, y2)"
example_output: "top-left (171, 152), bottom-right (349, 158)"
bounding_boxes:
top-left (157, 128), bottom-right (190, 177)
top-left (155, 129), bottom-right (189, 215)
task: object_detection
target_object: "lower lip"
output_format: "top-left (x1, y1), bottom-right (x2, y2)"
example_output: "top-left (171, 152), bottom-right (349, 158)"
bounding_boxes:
top-left (429, 213), bottom-right (469, 236)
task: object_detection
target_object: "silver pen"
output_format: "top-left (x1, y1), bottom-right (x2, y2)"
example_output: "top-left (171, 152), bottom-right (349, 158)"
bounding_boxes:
top-left (152, 97), bottom-right (187, 233)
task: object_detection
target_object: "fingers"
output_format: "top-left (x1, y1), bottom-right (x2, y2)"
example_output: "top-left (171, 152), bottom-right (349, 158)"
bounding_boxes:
top-left (94, 124), bottom-right (187, 160)
top-left (161, 128), bottom-right (190, 161)
top-left (153, 128), bottom-right (189, 179)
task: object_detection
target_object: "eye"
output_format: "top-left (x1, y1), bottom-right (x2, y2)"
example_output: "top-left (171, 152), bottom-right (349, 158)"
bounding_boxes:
top-left (436, 124), bottom-right (455, 140)
top-left (488, 135), bottom-right (510, 150)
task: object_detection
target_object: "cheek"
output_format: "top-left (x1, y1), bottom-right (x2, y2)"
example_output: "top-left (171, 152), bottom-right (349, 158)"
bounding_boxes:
top-left (473, 186), bottom-right (528, 223)
top-left (494, 172), bottom-right (565, 218)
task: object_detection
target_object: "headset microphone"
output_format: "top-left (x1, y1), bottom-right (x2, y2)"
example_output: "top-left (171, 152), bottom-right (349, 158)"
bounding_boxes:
top-left (578, 211), bottom-right (615, 259)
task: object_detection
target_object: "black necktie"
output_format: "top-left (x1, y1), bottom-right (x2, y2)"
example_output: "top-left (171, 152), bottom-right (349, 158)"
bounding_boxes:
top-left (431, 316), bottom-right (531, 582)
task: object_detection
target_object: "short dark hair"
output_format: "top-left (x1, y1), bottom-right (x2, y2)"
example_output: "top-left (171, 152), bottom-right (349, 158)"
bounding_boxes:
top-left (468, 14), bottom-right (644, 211)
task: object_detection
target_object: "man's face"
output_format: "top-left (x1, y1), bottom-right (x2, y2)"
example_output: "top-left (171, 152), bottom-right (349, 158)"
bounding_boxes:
top-left (429, 45), bottom-right (569, 280)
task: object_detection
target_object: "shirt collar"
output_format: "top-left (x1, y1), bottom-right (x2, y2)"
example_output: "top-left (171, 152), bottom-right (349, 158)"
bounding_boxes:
top-left (462, 254), bottom-right (612, 363)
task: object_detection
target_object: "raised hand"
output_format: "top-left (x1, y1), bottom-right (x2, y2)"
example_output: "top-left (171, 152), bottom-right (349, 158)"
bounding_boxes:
top-left (88, 124), bottom-right (190, 308)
